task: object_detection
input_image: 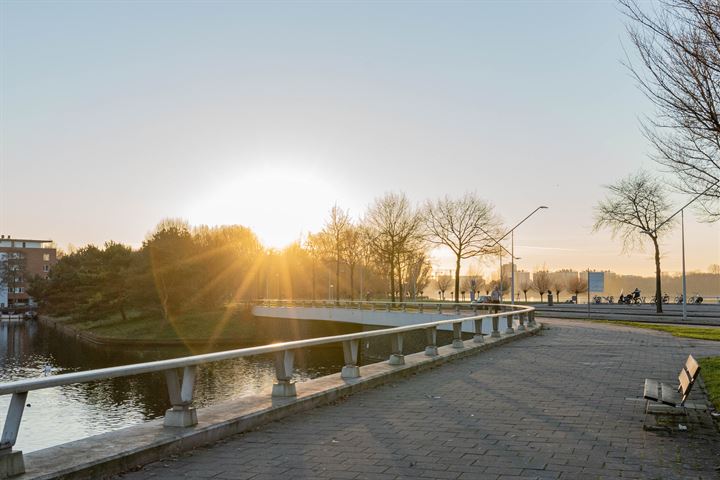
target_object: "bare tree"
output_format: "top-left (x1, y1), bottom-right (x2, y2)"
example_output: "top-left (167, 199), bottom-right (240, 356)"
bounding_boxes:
top-left (425, 193), bottom-right (501, 302)
top-left (343, 224), bottom-right (366, 301)
top-left (594, 171), bottom-right (675, 313)
top-left (365, 192), bottom-right (424, 303)
top-left (404, 250), bottom-right (432, 300)
top-left (436, 274), bottom-right (452, 300)
top-left (316, 205), bottom-right (351, 301)
top-left (551, 278), bottom-right (565, 303)
top-left (709, 263), bottom-right (720, 275)
top-left (518, 279), bottom-right (533, 302)
top-left (532, 269), bottom-right (552, 302)
top-left (304, 232), bottom-right (323, 301)
top-left (622, 0), bottom-right (720, 219)
top-left (567, 275), bottom-right (588, 304)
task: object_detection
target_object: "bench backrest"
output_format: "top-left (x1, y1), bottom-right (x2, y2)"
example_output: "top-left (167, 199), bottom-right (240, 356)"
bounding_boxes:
top-left (678, 355), bottom-right (701, 405)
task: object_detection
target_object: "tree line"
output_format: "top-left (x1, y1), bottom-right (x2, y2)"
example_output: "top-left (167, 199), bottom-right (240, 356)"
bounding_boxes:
top-left (27, 192), bottom-right (509, 321)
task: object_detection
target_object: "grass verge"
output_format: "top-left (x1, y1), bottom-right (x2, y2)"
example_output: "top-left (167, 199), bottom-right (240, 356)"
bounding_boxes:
top-left (698, 357), bottom-right (720, 411)
top-left (52, 306), bottom-right (256, 342)
top-left (601, 321), bottom-right (720, 341)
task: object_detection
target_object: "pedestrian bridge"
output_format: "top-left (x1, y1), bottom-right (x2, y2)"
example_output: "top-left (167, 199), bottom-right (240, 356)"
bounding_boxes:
top-left (0, 301), bottom-right (536, 479)
top-left (252, 300), bottom-right (523, 335)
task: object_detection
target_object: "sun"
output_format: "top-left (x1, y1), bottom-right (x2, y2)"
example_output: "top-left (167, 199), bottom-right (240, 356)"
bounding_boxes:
top-left (187, 166), bottom-right (338, 248)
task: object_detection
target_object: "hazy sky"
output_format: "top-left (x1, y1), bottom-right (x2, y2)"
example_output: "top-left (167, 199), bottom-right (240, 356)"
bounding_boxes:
top-left (1, 0), bottom-right (718, 278)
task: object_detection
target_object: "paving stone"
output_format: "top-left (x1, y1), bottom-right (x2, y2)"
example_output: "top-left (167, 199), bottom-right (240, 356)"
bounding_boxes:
top-left (114, 319), bottom-right (720, 480)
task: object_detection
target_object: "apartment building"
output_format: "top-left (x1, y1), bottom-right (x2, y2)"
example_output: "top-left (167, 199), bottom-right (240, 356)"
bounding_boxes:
top-left (0, 236), bottom-right (57, 308)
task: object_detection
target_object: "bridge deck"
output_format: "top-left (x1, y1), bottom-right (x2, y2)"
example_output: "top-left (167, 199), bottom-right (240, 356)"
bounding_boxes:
top-left (117, 319), bottom-right (720, 480)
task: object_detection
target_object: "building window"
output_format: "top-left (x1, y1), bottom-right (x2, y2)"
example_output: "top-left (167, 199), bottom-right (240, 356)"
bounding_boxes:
top-left (43, 254), bottom-right (50, 262)
top-left (17, 287), bottom-right (23, 294)
top-left (43, 264), bottom-right (49, 272)
top-left (22, 242), bottom-right (26, 248)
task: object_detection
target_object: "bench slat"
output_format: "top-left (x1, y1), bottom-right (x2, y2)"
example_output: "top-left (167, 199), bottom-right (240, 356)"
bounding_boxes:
top-left (679, 369), bottom-right (691, 396)
top-left (660, 382), bottom-right (681, 407)
top-left (686, 355), bottom-right (700, 381)
top-left (643, 378), bottom-right (660, 401)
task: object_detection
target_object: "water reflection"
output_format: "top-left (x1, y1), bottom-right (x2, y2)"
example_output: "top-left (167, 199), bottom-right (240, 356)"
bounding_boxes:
top-left (0, 315), bottom-right (456, 453)
top-left (0, 318), bottom-right (355, 453)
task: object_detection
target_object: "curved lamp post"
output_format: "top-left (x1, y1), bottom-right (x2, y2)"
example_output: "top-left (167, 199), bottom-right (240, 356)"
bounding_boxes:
top-left (507, 206), bottom-right (549, 305)
top-left (653, 180), bottom-right (719, 321)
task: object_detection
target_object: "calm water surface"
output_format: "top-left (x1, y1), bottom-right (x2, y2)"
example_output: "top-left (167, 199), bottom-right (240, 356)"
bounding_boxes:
top-left (0, 318), bottom-right (364, 453)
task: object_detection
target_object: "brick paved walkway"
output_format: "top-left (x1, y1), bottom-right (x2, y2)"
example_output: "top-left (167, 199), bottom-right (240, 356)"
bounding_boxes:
top-left (117, 319), bottom-right (720, 480)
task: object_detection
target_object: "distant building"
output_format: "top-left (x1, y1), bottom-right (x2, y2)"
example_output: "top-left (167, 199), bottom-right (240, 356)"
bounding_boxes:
top-left (515, 270), bottom-right (531, 286)
top-left (550, 269), bottom-right (579, 286)
top-left (500, 264), bottom-right (530, 285)
top-left (0, 236), bottom-right (57, 308)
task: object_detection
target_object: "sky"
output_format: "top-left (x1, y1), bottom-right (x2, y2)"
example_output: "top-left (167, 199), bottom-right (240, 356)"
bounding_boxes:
top-left (1, 0), bottom-right (718, 278)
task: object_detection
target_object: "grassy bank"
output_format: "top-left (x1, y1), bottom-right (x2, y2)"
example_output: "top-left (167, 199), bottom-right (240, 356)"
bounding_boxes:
top-left (599, 320), bottom-right (720, 410)
top-left (604, 321), bottom-right (720, 341)
top-left (52, 306), bottom-right (258, 343)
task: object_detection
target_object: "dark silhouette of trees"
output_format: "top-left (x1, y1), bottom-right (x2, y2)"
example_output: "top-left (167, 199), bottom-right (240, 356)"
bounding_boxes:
top-left (594, 171), bottom-right (675, 313)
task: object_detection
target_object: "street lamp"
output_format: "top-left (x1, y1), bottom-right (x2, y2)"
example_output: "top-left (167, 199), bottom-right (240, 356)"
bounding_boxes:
top-left (480, 206), bottom-right (548, 305)
top-left (506, 206), bottom-right (548, 306)
top-left (653, 180), bottom-right (719, 321)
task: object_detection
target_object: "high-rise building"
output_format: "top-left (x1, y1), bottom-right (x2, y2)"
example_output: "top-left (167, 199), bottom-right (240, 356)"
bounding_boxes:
top-left (0, 236), bottom-right (57, 308)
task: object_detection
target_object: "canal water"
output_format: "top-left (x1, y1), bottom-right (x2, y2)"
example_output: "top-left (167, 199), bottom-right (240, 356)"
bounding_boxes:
top-left (0, 313), bottom-right (455, 453)
top-left (0, 315), bottom-right (376, 453)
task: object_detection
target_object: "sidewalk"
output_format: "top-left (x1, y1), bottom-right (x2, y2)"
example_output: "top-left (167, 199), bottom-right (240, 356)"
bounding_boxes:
top-left (117, 319), bottom-right (720, 480)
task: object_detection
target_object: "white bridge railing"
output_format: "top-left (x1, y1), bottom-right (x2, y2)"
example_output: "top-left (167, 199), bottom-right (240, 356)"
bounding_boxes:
top-left (0, 301), bottom-right (535, 477)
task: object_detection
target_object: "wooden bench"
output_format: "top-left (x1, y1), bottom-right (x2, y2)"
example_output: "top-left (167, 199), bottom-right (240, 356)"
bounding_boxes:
top-left (643, 355), bottom-right (701, 422)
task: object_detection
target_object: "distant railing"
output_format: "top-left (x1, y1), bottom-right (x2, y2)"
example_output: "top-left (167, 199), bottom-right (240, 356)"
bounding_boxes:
top-left (0, 300), bottom-right (535, 477)
top-left (253, 298), bottom-right (531, 314)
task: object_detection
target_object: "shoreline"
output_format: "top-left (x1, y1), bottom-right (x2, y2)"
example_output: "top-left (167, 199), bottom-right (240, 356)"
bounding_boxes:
top-left (37, 314), bottom-right (257, 348)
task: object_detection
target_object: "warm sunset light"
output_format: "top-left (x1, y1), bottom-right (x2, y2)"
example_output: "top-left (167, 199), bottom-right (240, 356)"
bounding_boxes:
top-left (187, 165), bottom-right (340, 248)
top-left (2, 2), bottom-right (720, 479)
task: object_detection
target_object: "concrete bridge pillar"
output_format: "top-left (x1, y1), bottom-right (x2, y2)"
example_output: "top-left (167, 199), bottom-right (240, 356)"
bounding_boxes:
top-left (272, 350), bottom-right (297, 397)
top-left (517, 312), bottom-right (526, 331)
top-left (505, 315), bottom-right (515, 335)
top-left (528, 310), bottom-right (536, 327)
top-left (491, 314), bottom-right (501, 338)
top-left (473, 318), bottom-right (484, 343)
top-left (389, 334), bottom-right (404, 365)
top-left (0, 391), bottom-right (27, 477)
top-left (452, 323), bottom-right (464, 349)
top-left (425, 327), bottom-right (438, 356)
top-left (341, 340), bottom-right (360, 379)
top-left (163, 366), bottom-right (198, 427)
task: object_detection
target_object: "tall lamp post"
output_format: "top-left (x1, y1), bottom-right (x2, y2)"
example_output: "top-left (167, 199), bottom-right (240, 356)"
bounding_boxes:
top-left (476, 206), bottom-right (548, 303)
top-left (500, 206), bottom-right (549, 305)
top-left (653, 180), bottom-right (719, 321)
